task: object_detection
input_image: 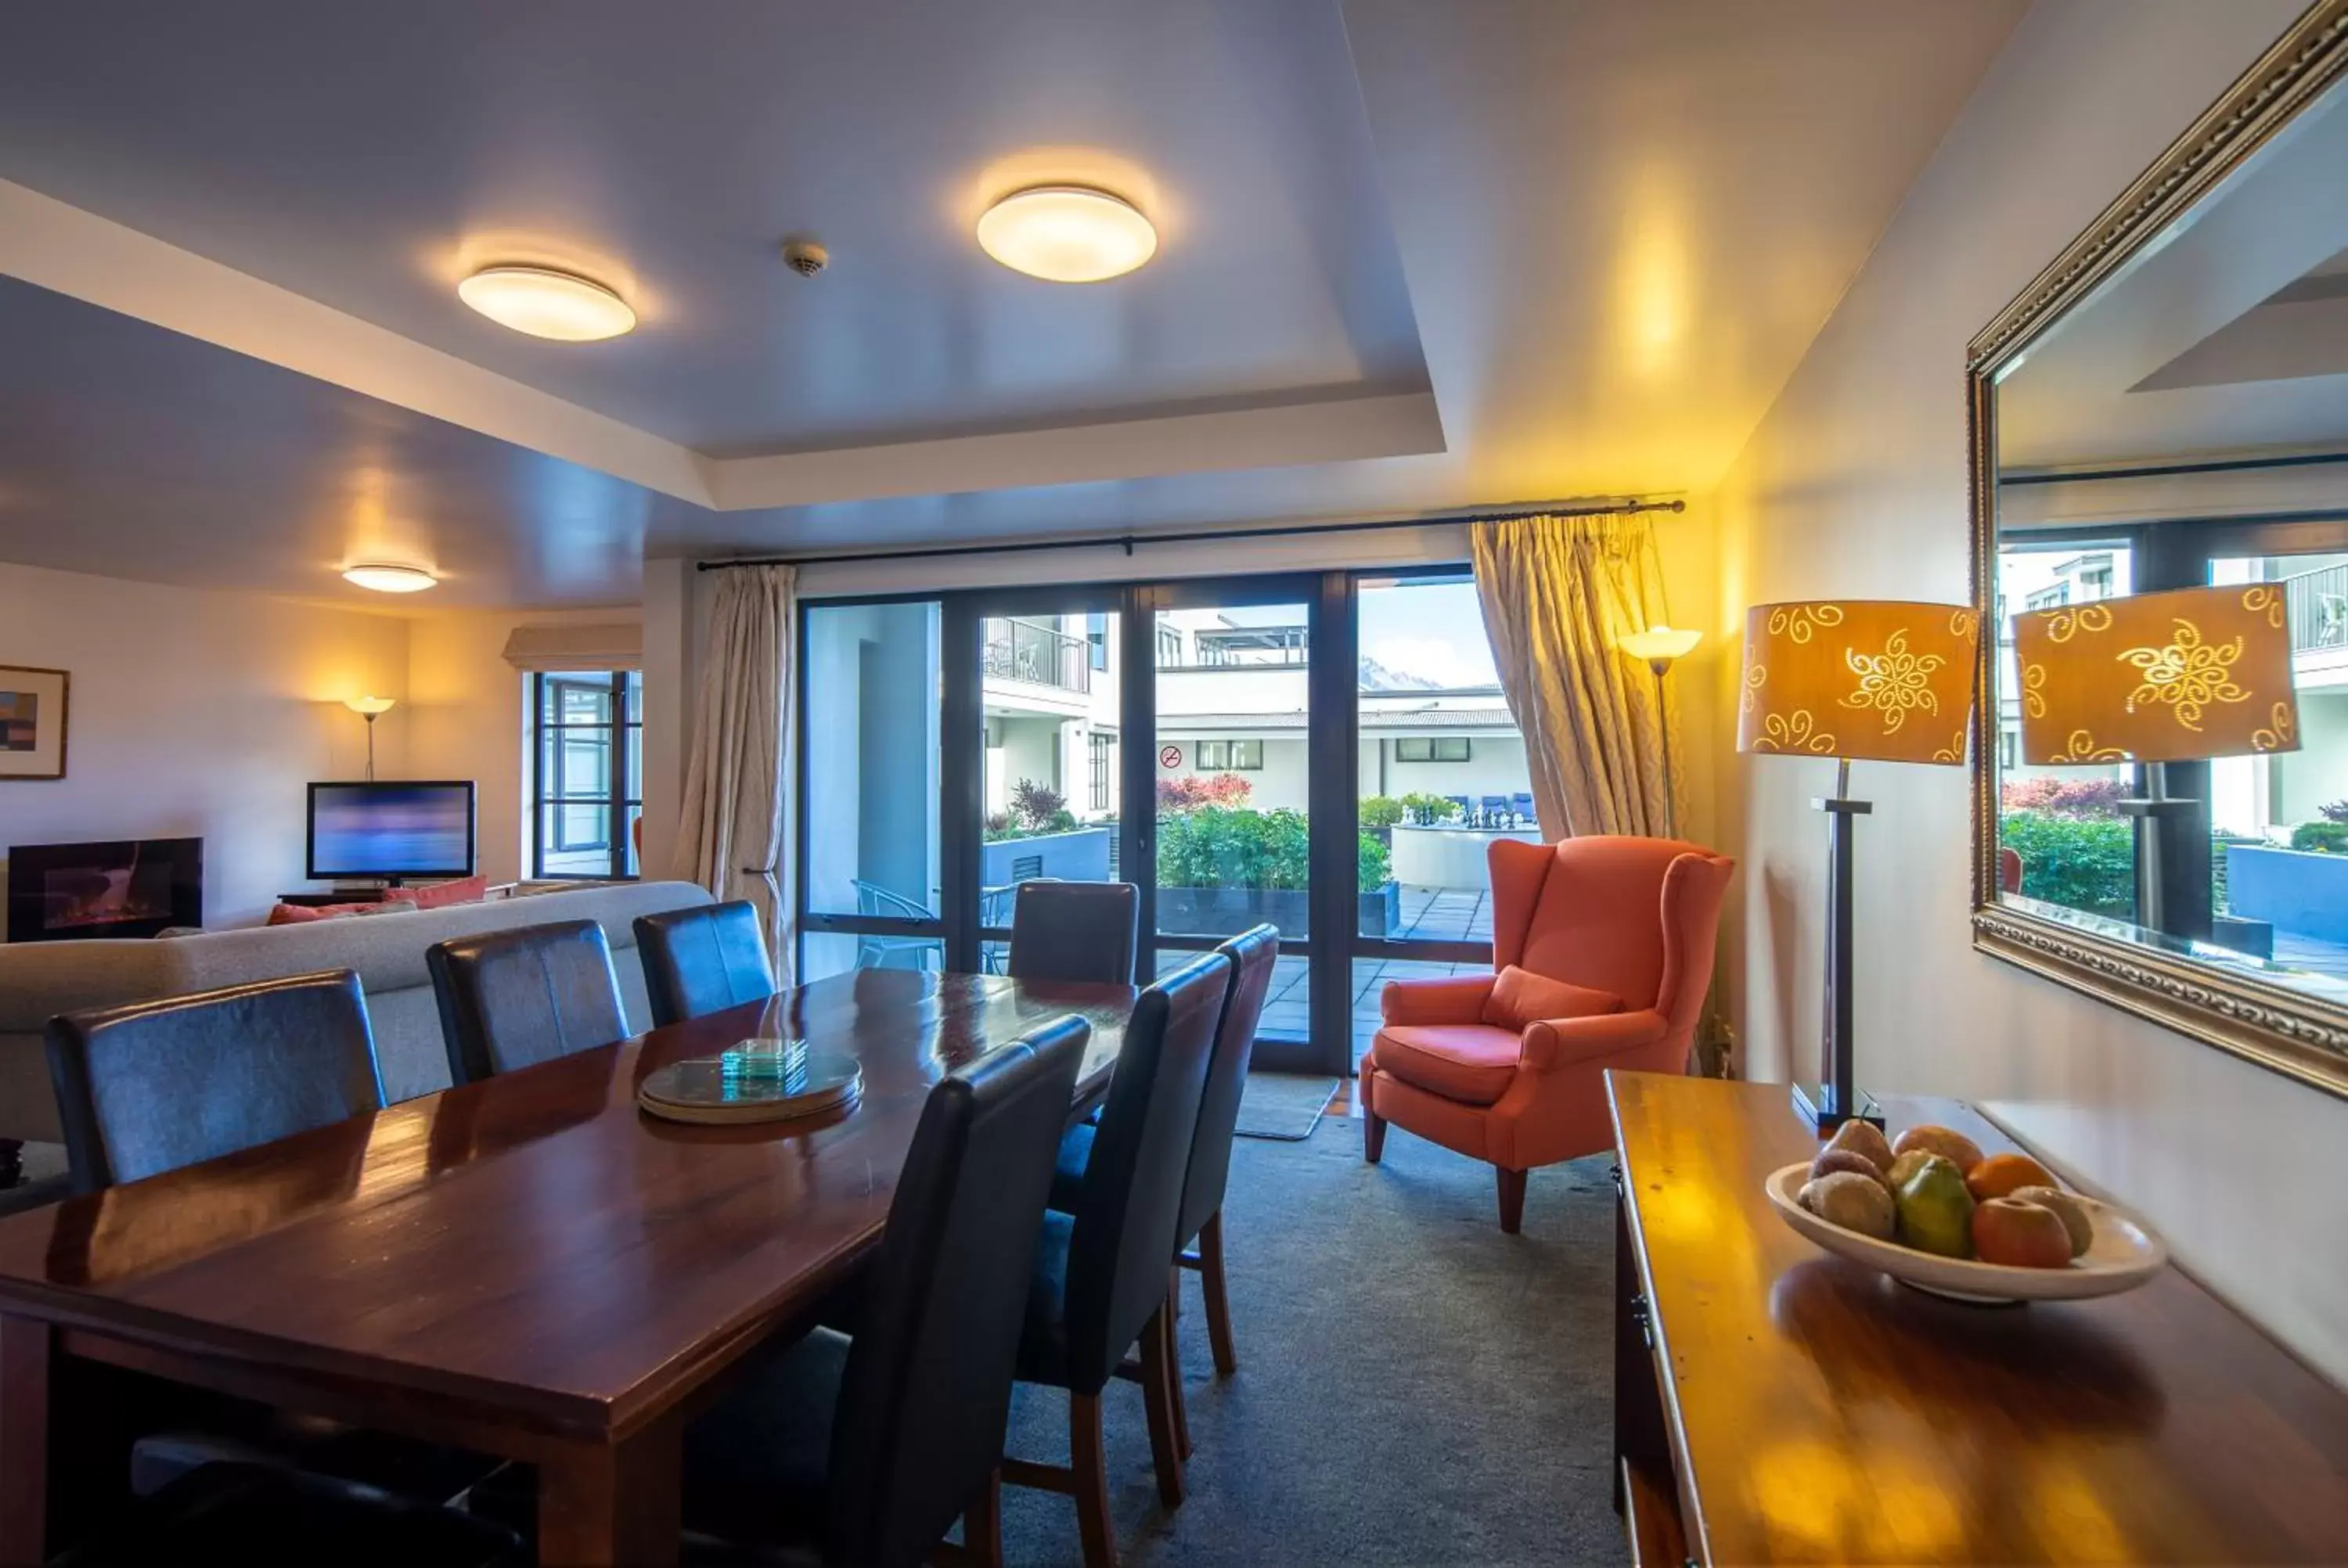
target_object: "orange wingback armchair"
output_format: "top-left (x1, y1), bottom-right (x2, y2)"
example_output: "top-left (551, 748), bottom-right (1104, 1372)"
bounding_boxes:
top-left (1359, 835), bottom-right (1734, 1232)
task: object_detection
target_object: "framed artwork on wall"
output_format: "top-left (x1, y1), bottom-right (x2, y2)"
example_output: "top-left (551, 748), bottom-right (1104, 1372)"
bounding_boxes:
top-left (0, 666), bottom-right (69, 781)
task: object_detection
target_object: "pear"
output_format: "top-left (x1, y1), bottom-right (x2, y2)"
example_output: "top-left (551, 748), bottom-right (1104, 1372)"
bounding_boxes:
top-left (1893, 1153), bottom-right (1975, 1257)
top-left (1824, 1118), bottom-right (1895, 1175)
top-left (1885, 1149), bottom-right (1936, 1191)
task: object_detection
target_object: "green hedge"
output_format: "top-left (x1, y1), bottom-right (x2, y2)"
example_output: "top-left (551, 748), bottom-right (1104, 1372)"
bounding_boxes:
top-left (2290, 821), bottom-right (2348, 854)
top-left (1155, 807), bottom-right (1392, 890)
top-left (2000, 811), bottom-right (2134, 919)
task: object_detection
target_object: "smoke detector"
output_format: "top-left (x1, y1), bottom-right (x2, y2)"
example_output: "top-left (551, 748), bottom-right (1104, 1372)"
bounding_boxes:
top-left (782, 239), bottom-right (828, 277)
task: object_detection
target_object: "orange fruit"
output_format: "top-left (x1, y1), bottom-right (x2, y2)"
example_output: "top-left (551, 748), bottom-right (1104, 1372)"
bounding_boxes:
top-left (1965, 1151), bottom-right (2057, 1203)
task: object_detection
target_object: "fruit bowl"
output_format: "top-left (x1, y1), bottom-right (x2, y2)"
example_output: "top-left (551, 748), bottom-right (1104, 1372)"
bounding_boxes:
top-left (1763, 1163), bottom-right (2169, 1304)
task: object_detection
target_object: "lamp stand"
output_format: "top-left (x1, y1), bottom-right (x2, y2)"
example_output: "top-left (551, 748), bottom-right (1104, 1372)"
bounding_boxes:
top-left (2116, 763), bottom-right (2194, 935)
top-left (362, 714), bottom-right (380, 782)
top-left (1793, 757), bottom-right (1884, 1135)
top-left (1647, 660), bottom-right (1677, 840)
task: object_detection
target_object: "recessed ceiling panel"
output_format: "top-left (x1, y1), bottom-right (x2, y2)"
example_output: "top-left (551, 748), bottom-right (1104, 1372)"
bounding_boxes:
top-left (0, 0), bottom-right (1428, 455)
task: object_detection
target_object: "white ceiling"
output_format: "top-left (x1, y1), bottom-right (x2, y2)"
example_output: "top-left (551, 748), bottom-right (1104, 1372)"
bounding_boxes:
top-left (1997, 77), bottom-right (2348, 472)
top-left (0, 0), bottom-right (2025, 606)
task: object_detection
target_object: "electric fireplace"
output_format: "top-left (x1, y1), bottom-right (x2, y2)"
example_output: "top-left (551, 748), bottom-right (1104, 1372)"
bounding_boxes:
top-left (5, 837), bottom-right (203, 943)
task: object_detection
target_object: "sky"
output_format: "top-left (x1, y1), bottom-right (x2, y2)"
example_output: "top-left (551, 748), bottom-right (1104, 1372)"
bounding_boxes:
top-left (1359, 577), bottom-right (1500, 689)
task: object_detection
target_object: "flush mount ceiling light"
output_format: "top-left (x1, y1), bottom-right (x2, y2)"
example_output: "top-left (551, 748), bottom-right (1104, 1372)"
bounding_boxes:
top-left (976, 185), bottom-right (1158, 282)
top-left (342, 563), bottom-right (438, 594)
top-left (456, 264), bottom-right (637, 340)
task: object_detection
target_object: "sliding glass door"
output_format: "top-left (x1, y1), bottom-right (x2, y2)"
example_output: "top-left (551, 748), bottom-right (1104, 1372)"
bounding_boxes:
top-left (797, 599), bottom-right (945, 979)
top-left (794, 567), bottom-right (1477, 1076)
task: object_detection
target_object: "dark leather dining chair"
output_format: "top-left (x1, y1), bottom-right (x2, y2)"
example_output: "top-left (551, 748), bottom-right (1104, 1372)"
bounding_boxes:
top-left (1005, 952), bottom-right (1229, 1567)
top-left (680, 1016), bottom-right (1090, 1568)
top-left (1049, 926), bottom-right (1279, 1454)
top-left (1007, 880), bottom-right (1139, 984)
top-left (634, 899), bottom-right (777, 1027)
top-left (45, 970), bottom-right (387, 1194)
top-left (427, 920), bottom-right (628, 1087)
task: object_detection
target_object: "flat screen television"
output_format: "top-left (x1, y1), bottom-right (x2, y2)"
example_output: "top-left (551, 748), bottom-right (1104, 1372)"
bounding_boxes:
top-left (307, 781), bottom-right (476, 883)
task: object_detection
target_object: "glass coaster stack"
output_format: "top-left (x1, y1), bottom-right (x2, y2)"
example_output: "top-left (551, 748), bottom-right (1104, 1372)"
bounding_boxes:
top-left (636, 1038), bottom-right (863, 1125)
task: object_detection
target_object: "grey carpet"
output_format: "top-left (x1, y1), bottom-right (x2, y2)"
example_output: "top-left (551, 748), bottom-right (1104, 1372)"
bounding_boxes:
top-left (1231, 1074), bottom-right (1335, 1142)
top-left (999, 1118), bottom-right (1623, 1567)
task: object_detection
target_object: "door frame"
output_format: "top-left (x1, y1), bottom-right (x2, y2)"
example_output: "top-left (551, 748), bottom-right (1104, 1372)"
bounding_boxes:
top-left (792, 569), bottom-right (1372, 1076)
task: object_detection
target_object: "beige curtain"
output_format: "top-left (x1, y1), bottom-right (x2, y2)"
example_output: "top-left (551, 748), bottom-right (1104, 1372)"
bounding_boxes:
top-left (1471, 512), bottom-right (1676, 840)
top-left (672, 564), bottom-right (797, 980)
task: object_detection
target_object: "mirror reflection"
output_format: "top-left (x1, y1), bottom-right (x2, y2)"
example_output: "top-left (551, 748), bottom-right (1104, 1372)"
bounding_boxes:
top-left (1991, 69), bottom-right (2348, 1007)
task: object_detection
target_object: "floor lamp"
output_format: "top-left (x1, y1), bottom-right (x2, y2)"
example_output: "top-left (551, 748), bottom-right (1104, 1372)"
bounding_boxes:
top-left (1738, 600), bottom-right (1979, 1134)
top-left (1620, 624), bottom-right (1702, 838)
top-left (344, 696), bottom-right (395, 781)
top-left (2011, 582), bottom-right (2299, 938)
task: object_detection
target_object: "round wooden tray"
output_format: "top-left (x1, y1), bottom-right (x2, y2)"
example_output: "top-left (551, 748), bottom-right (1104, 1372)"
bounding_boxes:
top-left (637, 1043), bottom-right (862, 1127)
top-left (1763, 1163), bottom-right (2166, 1304)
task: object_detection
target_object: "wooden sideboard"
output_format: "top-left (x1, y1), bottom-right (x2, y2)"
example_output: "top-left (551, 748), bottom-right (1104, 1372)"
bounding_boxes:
top-left (1607, 1072), bottom-right (2348, 1566)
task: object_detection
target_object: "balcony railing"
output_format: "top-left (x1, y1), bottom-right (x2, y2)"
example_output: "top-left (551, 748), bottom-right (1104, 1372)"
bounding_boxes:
top-left (2283, 563), bottom-right (2348, 653)
top-left (983, 617), bottom-right (1091, 694)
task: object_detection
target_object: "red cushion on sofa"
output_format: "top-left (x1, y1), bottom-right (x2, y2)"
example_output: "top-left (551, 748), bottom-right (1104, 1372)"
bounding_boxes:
top-left (265, 901), bottom-right (385, 925)
top-left (1373, 1023), bottom-right (1524, 1106)
top-left (405, 875), bottom-right (490, 910)
top-left (1480, 966), bottom-right (1622, 1031)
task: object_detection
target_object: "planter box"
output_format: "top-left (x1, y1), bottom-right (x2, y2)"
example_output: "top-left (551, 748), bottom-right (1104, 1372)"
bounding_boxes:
top-left (1390, 824), bottom-right (1541, 888)
top-left (1158, 880), bottom-right (1399, 940)
top-left (2224, 843), bottom-right (2348, 945)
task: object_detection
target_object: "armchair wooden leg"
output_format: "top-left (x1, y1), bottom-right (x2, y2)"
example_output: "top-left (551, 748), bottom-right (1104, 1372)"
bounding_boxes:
top-left (1071, 1392), bottom-right (1115, 1568)
top-left (1496, 1165), bottom-right (1527, 1235)
top-left (1363, 1109), bottom-right (1385, 1163)
top-left (1138, 1307), bottom-right (1186, 1509)
top-left (1200, 1208), bottom-right (1237, 1377)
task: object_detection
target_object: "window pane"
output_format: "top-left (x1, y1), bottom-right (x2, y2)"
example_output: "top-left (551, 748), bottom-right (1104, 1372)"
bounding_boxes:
top-left (805, 602), bottom-right (942, 917)
top-left (1156, 593), bottom-right (1313, 1065)
top-left (538, 804), bottom-right (615, 877)
top-left (1358, 575), bottom-right (1531, 941)
top-left (801, 931), bottom-right (942, 982)
top-left (981, 608), bottom-right (1121, 933)
top-left (2207, 552), bottom-right (2348, 988)
top-left (1993, 541), bottom-right (2138, 925)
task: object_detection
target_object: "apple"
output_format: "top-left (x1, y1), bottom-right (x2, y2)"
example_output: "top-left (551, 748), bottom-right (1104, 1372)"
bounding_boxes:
top-left (1971, 1196), bottom-right (2073, 1268)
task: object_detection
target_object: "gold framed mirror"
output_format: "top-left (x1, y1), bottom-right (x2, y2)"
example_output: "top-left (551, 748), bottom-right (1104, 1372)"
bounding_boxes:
top-left (1969, 1), bottom-right (2348, 1099)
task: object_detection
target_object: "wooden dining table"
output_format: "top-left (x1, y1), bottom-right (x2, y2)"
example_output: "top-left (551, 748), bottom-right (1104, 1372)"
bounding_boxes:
top-left (0, 967), bottom-right (1138, 1567)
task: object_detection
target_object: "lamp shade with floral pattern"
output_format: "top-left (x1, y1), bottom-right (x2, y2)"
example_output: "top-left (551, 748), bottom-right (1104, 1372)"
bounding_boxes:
top-left (1737, 600), bottom-right (1980, 764)
top-left (2011, 581), bottom-right (2299, 764)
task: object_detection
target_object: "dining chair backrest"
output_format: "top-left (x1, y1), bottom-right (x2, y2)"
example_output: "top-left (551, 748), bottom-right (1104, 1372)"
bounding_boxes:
top-left (633, 901), bottom-right (777, 1027)
top-left (45, 970), bottom-right (386, 1194)
top-left (1176, 925), bottom-right (1280, 1246)
top-left (828, 1017), bottom-right (1089, 1568)
top-left (1064, 951), bottom-right (1229, 1393)
top-left (427, 919), bottom-right (628, 1087)
top-left (1007, 880), bottom-right (1139, 985)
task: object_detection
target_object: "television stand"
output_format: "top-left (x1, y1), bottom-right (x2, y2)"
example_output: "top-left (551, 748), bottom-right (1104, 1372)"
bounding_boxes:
top-left (276, 888), bottom-right (400, 908)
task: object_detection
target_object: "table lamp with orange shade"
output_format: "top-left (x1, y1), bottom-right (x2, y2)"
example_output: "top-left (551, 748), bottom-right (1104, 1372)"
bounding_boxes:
top-left (2011, 581), bottom-right (2300, 937)
top-left (1738, 600), bottom-right (1980, 1132)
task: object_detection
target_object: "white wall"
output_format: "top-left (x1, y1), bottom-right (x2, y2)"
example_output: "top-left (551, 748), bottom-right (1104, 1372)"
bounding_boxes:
top-left (0, 562), bottom-right (408, 929)
top-left (1707, 0), bottom-right (2347, 1383)
top-left (405, 606), bottom-right (643, 886)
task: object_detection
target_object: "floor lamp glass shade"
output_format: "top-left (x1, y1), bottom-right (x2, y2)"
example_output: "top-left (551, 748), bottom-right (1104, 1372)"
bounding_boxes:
top-left (2011, 582), bottom-right (2299, 764)
top-left (1738, 600), bottom-right (1980, 765)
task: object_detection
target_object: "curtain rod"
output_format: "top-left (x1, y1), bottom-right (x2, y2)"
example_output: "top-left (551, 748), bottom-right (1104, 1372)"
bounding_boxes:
top-left (2000, 451), bottom-right (2348, 487)
top-left (694, 496), bottom-right (1685, 571)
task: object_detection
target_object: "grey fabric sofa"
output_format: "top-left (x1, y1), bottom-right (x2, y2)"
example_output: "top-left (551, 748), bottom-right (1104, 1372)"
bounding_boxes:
top-left (0, 880), bottom-right (715, 1147)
